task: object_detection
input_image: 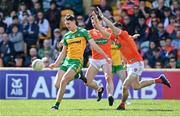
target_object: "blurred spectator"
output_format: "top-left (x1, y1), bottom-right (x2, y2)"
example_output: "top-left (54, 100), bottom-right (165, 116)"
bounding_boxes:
top-left (0, 11), bottom-right (7, 30)
top-left (17, 2), bottom-right (31, 23)
top-left (148, 9), bottom-right (159, 27)
top-left (52, 28), bottom-right (62, 48)
top-left (14, 55), bottom-right (24, 67)
top-left (148, 23), bottom-right (169, 46)
top-left (164, 37), bottom-right (174, 52)
top-left (166, 15), bottom-right (176, 34)
top-left (0, 33), bottom-right (15, 66)
top-left (24, 47), bottom-right (38, 67)
top-left (0, 0), bottom-right (13, 16)
top-left (30, 1), bottom-right (43, 15)
top-left (22, 15), bottom-right (29, 29)
top-left (0, 57), bottom-right (3, 67)
top-left (143, 58), bottom-right (151, 68)
top-left (139, 0), bottom-right (150, 19)
top-left (36, 11), bottom-right (50, 47)
top-left (0, 26), bottom-right (5, 42)
top-left (4, 10), bottom-right (16, 27)
top-left (135, 15), bottom-right (149, 44)
top-left (56, 0), bottom-right (83, 15)
top-left (152, 0), bottom-right (170, 21)
top-left (38, 40), bottom-right (54, 60)
top-left (7, 16), bottom-right (23, 34)
top-left (162, 7), bottom-right (172, 28)
top-left (170, 22), bottom-right (180, 40)
top-left (155, 60), bottom-right (163, 68)
top-left (42, 57), bottom-right (50, 68)
top-left (46, 1), bottom-right (60, 34)
top-left (76, 15), bottom-right (85, 28)
top-left (23, 15), bottom-right (39, 52)
top-left (171, 30), bottom-right (180, 49)
top-left (99, 0), bottom-right (112, 14)
top-left (122, 15), bottom-right (136, 35)
top-left (9, 24), bottom-right (24, 56)
top-left (143, 41), bottom-right (157, 67)
top-left (167, 57), bottom-right (177, 68)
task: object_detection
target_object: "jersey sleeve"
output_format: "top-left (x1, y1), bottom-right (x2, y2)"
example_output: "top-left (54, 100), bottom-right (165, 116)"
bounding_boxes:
top-left (119, 30), bottom-right (129, 40)
top-left (109, 32), bottom-right (116, 41)
top-left (62, 36), bottom-right (67, 46)
top-left (82, 29), bottom-right (92, 40)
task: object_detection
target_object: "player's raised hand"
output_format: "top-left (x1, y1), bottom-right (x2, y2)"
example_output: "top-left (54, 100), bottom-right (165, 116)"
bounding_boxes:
top-left (91, 11), bottom-right (98, 23)
top-left (132, 34), bottom-right (140, 39)
top-left (97, 7), bottom-right (104, 18)
top-left (48, 63), bottom-right (58, 69)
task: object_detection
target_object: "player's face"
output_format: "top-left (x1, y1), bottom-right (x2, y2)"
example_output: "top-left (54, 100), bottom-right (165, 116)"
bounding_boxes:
top-left (65, 20), bottom-right (76, 31)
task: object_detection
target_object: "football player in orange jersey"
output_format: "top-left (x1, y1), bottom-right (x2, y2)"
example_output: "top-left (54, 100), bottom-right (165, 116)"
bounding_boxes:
top-left (84, 16), bottom-right (114, 106)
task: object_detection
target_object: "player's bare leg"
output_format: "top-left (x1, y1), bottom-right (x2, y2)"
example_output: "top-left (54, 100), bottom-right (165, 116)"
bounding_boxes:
top-left (51, 68), bottom-right (76, 110)
top-left (85, 64), bottom-right (104, 101)
top-left (117, 70), bottom-right (131, 105)
top-left (54, 70), bottom-right (66, 89)
top-left (116, 70), bottom-right (126, 83)
top-left (117, 73), bottom-right (171, 110)
top-left (116, 73), bottom-right (134, 110)
top-left (102, 63), bottom-right (114, 106)
top-left (131, 74), bottom-right (171, 90)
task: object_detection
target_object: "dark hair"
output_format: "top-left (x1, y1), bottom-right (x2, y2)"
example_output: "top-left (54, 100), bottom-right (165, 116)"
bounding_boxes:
top-left (64, 14), bottom-right (75, 21)
top-left (50, 1), bottom-right (56, 5)
top-left (114, 22), bottom-right (122, 28)
top-left (12, 24), bottom-right (18, 29)
top-left (12, 16), bottom-right (18, 20)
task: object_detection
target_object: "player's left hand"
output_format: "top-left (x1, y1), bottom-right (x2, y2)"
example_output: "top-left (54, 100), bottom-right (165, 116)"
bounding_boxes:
top-left (132, 34), bottom-right (140, 39)
top-left (97, 7), bottom-right (104, 18)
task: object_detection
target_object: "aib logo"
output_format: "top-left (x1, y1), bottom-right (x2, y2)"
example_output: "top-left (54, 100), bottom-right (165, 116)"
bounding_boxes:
top-left (6, 74), bottom-right (28, 99)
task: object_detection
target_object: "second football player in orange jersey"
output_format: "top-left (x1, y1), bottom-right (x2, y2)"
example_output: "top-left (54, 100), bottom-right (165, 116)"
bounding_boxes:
top-left (91, 8), bottom-right (171, 110)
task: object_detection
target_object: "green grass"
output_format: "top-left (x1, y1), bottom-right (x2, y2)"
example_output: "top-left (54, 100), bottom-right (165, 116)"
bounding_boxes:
top-left (0, 99), bottom-right (180, 116)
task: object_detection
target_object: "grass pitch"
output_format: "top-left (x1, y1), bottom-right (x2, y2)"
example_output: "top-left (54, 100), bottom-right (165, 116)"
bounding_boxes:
top-left (0, 99), bottom-right (180, 116)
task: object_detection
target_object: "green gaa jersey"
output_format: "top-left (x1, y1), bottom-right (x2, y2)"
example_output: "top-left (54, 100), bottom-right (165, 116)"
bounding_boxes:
top-left (63, 27), bottom-right (92, 61)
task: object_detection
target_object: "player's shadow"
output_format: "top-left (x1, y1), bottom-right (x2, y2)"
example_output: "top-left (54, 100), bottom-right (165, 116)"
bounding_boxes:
top-left (64, 108), bottom-right (115, 111)
top-left (129, 108), bottom-right (173, 112)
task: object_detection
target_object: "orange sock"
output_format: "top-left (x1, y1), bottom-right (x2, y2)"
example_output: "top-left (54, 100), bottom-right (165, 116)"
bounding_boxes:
top-left (155, 78), bottom-right (162, 83)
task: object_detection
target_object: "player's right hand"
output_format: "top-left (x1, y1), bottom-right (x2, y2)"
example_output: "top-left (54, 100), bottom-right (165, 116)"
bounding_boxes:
top-left (97, 7), bottom-right (104, 18)
top-left (48, 63), bottom-right (58, 69)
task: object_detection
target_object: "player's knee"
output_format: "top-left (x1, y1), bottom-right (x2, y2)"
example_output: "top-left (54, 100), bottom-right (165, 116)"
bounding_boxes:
top-left (122, 85), bottom-right (128, 91)
top-left (104, 74), bottom-right (111, 81)
top-left (60, 78), bottom-right (68, 85)
top-left (129, 73), bottom-right (138, 79)
top-left (54, 83), bottom-right (59, 89)
top-left (133, 86), bottom-right (140, 90)
top-left (85, 79), bottom-right (91, 86)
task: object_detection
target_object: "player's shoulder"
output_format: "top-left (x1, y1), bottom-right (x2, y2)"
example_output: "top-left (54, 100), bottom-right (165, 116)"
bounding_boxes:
top-left (63, 31), bottom-right (71, 38)
top-left (78, 27), bottom-right (88, 33)
top-left (64, 31), bottom-right (71, 36)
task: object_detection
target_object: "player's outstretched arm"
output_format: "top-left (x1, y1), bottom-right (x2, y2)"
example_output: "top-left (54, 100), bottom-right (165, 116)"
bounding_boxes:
top-left (97, 7), bottom-right (120, 36)
top-left (49, 46), bottom-right (67, 69)
top-left (88, 39), bottom-right (111, 64)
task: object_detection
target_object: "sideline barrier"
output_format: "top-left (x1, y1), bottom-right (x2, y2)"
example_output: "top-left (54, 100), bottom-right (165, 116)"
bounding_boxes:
top-left (0, 68), bottom-right (180, 99)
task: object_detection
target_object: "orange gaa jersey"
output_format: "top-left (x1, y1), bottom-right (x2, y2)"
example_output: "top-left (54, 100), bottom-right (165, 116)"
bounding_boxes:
top-left (110, 30), bottom-right (143, 64)
top-left (89, 28), bottom-right (112, 59)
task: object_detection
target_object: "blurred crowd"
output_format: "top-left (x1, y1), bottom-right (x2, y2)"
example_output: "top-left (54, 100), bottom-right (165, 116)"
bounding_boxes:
top-left (0, 0), bottom-right (179, 69)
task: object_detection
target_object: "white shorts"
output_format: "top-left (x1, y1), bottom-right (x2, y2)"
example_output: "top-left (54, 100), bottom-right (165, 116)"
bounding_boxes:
top-left (126, 61), bottom-right (144, 76)
top-left (89, 59), bottom-right (107, 70)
